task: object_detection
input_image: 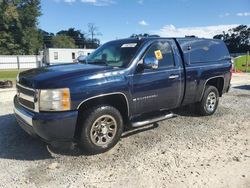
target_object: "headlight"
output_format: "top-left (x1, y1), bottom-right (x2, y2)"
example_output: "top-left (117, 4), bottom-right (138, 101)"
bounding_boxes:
top-left (39, 88), bottom-right (71, 111)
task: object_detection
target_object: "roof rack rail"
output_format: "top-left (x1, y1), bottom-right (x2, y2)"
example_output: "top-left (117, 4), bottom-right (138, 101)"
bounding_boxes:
top-left (138, 35), bottom-right (160, 40)
top-left (130, 34), bottom-right (160, 40)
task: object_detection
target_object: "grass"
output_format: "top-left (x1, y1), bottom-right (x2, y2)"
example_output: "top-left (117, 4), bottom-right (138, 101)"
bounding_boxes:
top-left (0, 70), bottom-right (22, 81)
top-left (234, 55), bottom-right (250, 73)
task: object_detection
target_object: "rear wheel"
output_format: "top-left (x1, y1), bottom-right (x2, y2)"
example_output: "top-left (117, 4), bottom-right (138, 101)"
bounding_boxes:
top-left (196, 85), bottom-right (219, 116)
top-left (78, 105), bottom-right (123, 154)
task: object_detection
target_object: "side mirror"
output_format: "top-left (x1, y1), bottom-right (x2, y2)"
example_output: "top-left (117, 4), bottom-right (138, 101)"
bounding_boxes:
top-left (143, 57), bottom-right (159, 69)
top-left (77, 55), bottom-right (87, 63)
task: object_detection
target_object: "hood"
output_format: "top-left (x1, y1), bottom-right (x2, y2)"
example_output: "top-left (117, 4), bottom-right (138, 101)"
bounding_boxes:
top-left (18, 63), bottom-right (114, 88)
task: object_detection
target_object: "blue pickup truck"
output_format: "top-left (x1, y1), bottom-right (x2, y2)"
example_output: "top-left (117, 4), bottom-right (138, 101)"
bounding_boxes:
top-left (14, 37), bottom-right (232, 154)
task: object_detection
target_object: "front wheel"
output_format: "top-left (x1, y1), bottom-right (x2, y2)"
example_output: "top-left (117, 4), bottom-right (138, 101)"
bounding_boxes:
top-left (78, 105), bottom-right (123, 154)
top-left (196, 85), bottom-right (219, 116)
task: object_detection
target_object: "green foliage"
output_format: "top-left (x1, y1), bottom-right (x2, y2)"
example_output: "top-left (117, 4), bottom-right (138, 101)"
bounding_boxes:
top-left (213, 25), bottom-right (250, 53)
top-left (234, 55), bottom-right (250, 73)
top-left (51, 35), bottom-right (76, 48)
top-left (42, 27), bottom-right (100, 49)
top-left (39, 29), bottom-right (54, 48)
top-left (22, 27), bottom-right (43, 54)
top-left (0, 0), bottom-right (42, 55)
top-left (0, 1), bottom-right (21, 54)
top-left (57, 28), bottom-right (86, 48)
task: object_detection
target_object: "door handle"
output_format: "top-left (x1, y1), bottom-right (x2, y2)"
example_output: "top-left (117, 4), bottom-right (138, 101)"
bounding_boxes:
top-left (169, 75), bottom-right (179, 79)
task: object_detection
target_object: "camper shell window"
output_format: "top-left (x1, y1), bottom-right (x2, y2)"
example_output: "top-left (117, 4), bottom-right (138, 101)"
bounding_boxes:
top-left (177, 38), bottom-right (230, 64)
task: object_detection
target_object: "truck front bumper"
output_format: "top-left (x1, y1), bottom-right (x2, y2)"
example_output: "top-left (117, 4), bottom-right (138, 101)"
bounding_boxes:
top-left (13, 95), bottom-right (78, 144)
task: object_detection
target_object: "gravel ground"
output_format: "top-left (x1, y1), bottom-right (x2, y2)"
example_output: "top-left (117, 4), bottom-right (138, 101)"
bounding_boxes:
top-left (0, 73), bottom-right (249, 188)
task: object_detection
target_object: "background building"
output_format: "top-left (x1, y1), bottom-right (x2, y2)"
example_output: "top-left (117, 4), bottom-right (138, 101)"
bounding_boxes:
top-left (43, 48), bottom-right (94, 65)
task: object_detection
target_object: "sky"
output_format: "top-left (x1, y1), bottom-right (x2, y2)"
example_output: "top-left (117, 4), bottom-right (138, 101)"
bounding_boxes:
top-left (40, 0), bottom-right (250, 43)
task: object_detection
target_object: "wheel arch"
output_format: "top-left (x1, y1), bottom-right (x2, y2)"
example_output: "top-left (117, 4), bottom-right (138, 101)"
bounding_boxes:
top-left (75, 92), bottom-right (130, 139)
top-left (200, 76), bottom-right (224, 100)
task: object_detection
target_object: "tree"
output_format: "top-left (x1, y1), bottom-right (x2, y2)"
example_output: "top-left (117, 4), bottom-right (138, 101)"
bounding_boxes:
top-left (18, 0), bottom-right (42, 54)
top-left (22, 27), bottom-right (43, 54)
top-left (57, 28), bottom-right (86, 48)
top-left (41, 26), bottom-right (101, 49)
top-left (0, 1), bottom-right (22, 54)
top-left (88, 23), bottom-right (101, 48)
top-left (0, 0), bottom-right (42, 55)
top-left (51, 35), bottom-right (76, 48)
top-left (39, 29), bottom-right (54, 48)
top-left (213, 25), bottom-right (250, 53)
top-left (85, 38), bottom-right (100, 49)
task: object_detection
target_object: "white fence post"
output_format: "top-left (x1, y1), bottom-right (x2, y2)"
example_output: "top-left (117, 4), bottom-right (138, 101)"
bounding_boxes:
top-left (17, 56), bottom-right (20, 69)
top-left (36, 55), bottom-right (39, 68)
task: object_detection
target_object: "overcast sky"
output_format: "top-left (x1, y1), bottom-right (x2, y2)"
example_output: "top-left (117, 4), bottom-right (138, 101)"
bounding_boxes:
top-left (40, 0), bottom-right (250, 43)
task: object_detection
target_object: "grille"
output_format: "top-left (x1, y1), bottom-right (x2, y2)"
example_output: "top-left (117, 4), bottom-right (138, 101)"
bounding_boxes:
top-left (16, 84), bottom-right (36, 111)
top-left (17, 84), bottom-right (35, 96)
top-left (18, 98), bottom-right (35, 109)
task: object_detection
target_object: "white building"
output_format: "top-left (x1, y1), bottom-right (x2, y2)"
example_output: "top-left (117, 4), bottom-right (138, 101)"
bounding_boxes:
top-left (44, 48), bottom-right (95, 64)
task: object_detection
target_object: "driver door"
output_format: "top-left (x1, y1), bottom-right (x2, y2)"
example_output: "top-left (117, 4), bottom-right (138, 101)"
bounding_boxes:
top-left (131, 40), bottom-right (182, 115)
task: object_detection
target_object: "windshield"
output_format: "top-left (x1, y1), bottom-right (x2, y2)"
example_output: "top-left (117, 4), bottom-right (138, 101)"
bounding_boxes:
top-left (85, 40), bottom-right (142, 68)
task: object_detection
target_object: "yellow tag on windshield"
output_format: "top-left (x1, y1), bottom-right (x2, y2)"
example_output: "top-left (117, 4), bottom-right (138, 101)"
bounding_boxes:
top-left (154, 50), bottom-right (163, 60)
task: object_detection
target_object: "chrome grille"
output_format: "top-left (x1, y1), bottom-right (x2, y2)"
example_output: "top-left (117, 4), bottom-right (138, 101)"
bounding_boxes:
top-left (16, 83), bottom-right (37, 111)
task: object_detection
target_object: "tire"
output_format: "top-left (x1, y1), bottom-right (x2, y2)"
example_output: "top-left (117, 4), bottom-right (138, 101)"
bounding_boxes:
top-left (78, 105), bottom-right (123, 154)
top-left (196, 85), bottom-right (219, 116)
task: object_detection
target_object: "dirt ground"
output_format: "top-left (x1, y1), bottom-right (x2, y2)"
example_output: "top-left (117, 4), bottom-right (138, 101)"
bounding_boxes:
top-left (0, 73), bottom-right (249, 188)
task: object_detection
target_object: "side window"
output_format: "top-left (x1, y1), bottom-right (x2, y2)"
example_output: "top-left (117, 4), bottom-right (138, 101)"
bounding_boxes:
top-left (54, 52), bottom-right (58, 60)
top-left (144, 41), bottom-right (175, 68)
top-left (72, 52), bottom-right (75, 59)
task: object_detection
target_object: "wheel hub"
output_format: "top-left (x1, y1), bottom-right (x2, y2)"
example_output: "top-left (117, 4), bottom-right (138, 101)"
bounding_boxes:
top-left (90, 115), bottom-right (117, 146)
top-left (101, 126), bottom-right (108, 134)
top-left (206, 91), bottom-right (217, 112)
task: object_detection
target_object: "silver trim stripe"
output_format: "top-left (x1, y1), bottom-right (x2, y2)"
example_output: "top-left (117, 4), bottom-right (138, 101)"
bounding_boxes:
top-left (14, 106), bottom-right (33, 126)
top-left (19, 92), bottom-right (34, 102)
top-left (19, 101), bottom-right (36, 112)
top-left (17, 83), bottom-right (35, 91)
